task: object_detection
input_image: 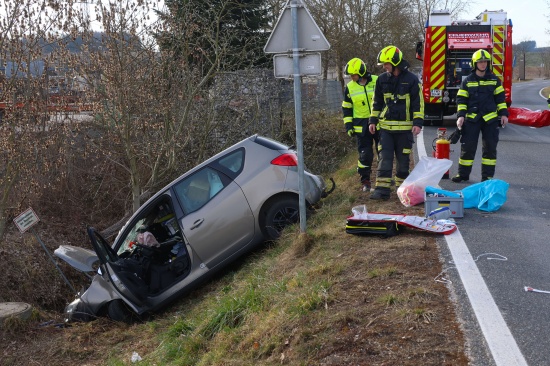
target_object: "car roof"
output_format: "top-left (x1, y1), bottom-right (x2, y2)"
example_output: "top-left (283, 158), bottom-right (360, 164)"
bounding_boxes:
top-left (113, 134), bottom-right (291, 242)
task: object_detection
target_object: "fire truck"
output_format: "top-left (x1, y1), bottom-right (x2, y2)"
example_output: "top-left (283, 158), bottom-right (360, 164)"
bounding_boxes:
top-left (415, 9), bottom-right (513, 126)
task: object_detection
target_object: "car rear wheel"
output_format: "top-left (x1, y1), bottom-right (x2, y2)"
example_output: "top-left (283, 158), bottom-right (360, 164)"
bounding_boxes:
top-left (261, 197), bottom-right (299, 240)
top-left (107, 300), bottom-right (134, 323)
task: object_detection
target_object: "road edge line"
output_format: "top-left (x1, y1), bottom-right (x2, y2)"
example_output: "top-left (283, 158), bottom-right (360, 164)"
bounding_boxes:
top-left (417, 129), bottom-right (528, 366)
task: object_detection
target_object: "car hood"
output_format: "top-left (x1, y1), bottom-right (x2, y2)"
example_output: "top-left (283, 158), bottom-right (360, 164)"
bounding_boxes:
top-left (54, 245), bottom-right (99, 273)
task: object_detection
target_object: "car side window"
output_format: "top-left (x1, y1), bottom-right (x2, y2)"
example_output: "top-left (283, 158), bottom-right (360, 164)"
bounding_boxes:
top-left (216, 149), bottom-right (244, 177)
top-left (174, 167), bottom-right (228, 214)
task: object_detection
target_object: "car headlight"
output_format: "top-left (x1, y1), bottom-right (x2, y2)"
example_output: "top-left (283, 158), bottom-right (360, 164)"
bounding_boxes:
top-left (64, 297), bottom-right (93, 322)
top-left (64, 298), bottom-right (81, 322)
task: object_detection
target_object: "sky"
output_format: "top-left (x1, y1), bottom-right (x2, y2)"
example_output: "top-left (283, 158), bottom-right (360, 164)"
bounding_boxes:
top-left (463, 1), bottom-right (550, 47)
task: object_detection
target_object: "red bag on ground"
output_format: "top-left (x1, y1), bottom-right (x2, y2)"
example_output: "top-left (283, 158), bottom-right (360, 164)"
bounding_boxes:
top-left (397, 157), bottom-right (452, 207)
top-left (508, 107), bottom-right (550, 128)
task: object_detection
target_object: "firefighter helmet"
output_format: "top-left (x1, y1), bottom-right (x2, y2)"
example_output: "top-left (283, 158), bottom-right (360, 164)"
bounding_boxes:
top-left (377, 45), bottom-right (402, 66)
top-left (345, 58), bottom-right (367, 77)
top-left (471, 49), bottom-right (491, 68)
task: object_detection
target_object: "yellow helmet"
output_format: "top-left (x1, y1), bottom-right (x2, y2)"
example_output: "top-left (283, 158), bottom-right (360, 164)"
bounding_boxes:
top-left (471, 49), bottom-right (491, 68)
top-left (377, 45), bottom-right (402, 66)
top-left (345, 58), bottom-right (367, 77)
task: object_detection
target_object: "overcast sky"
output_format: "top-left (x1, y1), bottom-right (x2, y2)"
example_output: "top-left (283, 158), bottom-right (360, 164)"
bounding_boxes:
top-left (464, 1), bottom-right (550, 47)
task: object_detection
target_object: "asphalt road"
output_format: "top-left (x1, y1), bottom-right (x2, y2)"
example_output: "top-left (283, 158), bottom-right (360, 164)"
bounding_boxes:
top-left (419, 79), bottom-right (550, 366)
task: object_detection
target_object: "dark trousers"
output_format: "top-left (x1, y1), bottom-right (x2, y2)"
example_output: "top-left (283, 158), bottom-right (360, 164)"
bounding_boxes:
top-left (458, 119), bottom-right (499, 179)
top-left (356, 131), bottom-right (378, 183)
top-left (374, 130), bottom-right (413, 190)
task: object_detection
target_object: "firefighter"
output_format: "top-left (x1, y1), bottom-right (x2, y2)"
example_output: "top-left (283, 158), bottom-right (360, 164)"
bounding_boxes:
top-left (342, 57), bottom-right (379, 192)
top-left (452, 49), bottom-right (509, 183)
top-left (368, 45), bottom-right (423, 200)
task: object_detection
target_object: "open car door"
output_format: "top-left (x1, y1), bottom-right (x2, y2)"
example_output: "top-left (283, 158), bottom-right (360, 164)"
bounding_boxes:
top-left (87, 227), bottom-right (148, 308)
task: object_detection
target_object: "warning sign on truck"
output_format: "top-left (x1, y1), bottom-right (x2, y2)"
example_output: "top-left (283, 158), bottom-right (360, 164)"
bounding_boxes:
top-left (448, 32), bottom-right (491, 48)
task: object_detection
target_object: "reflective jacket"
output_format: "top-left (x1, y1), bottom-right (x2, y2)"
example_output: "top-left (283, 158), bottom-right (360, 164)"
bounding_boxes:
top-left (369, 69), bottom-right (424, 131)
top-left (456, 70), bottom-right (508, 122)
top-left (342, 75), bottom-right (377, 134)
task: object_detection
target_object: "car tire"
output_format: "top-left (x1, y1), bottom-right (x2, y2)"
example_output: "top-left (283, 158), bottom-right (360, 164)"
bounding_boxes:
top-left (261, 196), bottom-right (299, 241)
top-left (107, 300), bottom-right (133, 323)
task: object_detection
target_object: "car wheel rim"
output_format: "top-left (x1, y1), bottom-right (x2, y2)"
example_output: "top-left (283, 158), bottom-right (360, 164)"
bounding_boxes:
top-left (272, 206), bottom-right (299, 232)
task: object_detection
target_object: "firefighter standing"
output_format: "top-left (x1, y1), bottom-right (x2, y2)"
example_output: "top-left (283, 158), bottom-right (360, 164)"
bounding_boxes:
top-left (452, 49), bottom-right (509, 183)
top-left (342, 58), bottom-right (379, 192)
top-left (368, 46), bottom-right (423, 200)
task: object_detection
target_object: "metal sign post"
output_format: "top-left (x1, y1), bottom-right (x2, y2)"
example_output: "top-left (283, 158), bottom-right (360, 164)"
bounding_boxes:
top-left (264, 0), bottom-right (330, 233)
top-left (290, 0), bottom-right (307, 233)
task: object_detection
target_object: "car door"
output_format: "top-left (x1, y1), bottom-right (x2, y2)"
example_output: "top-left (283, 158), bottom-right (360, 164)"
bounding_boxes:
top-left (87, 227), bottom-right (147, 308)
top-left (173, 166), bottom-right (254, 268)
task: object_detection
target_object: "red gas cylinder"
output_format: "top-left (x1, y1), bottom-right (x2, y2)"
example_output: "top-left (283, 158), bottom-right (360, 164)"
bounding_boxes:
top-left (435, 128), bottom-right (450, 179)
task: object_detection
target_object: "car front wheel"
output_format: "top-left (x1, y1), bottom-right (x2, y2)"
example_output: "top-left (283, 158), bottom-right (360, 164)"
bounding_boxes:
top-left (261, 197), bottom-right (299, 240)
top-left (107, 300), bottom-right (134, 323)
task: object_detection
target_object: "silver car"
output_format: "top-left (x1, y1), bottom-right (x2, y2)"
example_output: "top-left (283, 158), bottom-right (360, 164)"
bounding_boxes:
top-left (54, 135), bottom-right (333, 322)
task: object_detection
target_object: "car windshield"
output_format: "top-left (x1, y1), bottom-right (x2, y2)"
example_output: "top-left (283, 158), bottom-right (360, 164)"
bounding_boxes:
top-left (118, 218), bottom-right (147, 255)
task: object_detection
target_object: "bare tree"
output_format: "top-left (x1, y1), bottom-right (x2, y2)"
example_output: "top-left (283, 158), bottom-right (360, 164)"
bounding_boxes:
top-left (304, 0), bottom-right (423, 90)
top-left (409, 0), bottom-right (470, 41)
top-left (72, 0), bottom-right (279, 215)
top-left (0, 0), bottom-right (78, 238)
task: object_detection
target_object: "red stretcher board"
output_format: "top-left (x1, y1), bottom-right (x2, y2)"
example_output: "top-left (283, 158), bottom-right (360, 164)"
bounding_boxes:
top-left (508, 107), bottom-right (550, 128)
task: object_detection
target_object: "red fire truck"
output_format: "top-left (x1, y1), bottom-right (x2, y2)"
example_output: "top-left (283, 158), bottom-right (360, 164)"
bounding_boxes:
top-left (415, 9), bottom-right (513, 126)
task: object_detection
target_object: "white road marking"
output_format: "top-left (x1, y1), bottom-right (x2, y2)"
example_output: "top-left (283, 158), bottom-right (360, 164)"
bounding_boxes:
top-left (417, 129), bottom-right (528, 366)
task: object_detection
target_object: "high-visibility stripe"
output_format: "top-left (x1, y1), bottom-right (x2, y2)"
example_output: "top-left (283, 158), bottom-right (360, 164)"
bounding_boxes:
top-left (492, 25), bottom-right (505, 83)
top-left (429, 26), bottom-right (446, 104)
top-left (345, 225), bottom-right (387, 231)
top-left (482, 158), bottom-right (496, 166)
top-left (459, 159), bottom-right (474, 166)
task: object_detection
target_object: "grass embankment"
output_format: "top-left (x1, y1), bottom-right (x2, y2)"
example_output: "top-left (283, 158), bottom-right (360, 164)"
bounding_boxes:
top-left (1, 117), bottom-right (468, 365)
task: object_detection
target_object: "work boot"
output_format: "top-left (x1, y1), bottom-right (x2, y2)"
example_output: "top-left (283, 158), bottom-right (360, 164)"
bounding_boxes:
top-left (481, 176), bottom-right (492, 182)
top-left (370, 188), bottom-right (390, 201)
top-left (451, 174), bottom-right (469, 183)
top-left (361, 179), bottom-right (371, 192)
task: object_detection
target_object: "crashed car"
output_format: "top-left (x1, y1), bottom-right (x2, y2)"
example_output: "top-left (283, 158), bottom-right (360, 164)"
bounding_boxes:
top-left (55, 135), bottom-right (333, 322)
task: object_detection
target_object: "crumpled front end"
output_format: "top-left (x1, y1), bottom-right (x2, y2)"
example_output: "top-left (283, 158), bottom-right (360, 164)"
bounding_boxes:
top-left (63, 274), bottom-right (122, 323)
top-left (64, 296), bottom-right (93, 322)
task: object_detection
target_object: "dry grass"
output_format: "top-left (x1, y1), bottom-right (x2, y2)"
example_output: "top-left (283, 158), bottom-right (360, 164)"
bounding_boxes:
top-left (0, 146), bottom-right (469, 365)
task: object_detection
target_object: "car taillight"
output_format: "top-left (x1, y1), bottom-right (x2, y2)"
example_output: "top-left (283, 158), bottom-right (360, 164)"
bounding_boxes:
top-left (271, 153), bottom-right (298, 166)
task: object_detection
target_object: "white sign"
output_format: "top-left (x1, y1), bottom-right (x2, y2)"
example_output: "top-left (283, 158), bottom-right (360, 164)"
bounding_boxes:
top-left (274, 53), bottom-right (322, 78)
top-left (264, 0), bottom-right (330, 54)
top-left (13, 207), bottom-right (40, 233)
